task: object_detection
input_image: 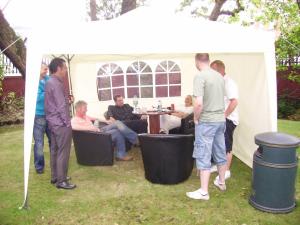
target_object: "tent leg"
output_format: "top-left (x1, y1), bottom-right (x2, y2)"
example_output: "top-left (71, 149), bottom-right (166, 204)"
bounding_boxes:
top-left (19, 194), bottom-right (29, 210)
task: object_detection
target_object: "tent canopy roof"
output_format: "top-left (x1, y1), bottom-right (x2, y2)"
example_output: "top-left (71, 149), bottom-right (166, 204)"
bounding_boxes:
top-left (28, 6), bottom-right (275, 56)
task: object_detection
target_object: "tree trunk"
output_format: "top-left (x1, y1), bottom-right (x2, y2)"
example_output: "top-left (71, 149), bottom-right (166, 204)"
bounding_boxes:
top-left (89, 0), bottom-right (98, 21)
top-left (121, 0), bottom-right (136, 15)
top-left (0, 10), bottom-right (26, 78)
top-left (209, 0), bottom-right (227, 21)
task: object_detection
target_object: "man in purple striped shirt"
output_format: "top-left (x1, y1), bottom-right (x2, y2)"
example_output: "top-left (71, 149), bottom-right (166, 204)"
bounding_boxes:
top-left (45, 57), bottom-right (76, 190)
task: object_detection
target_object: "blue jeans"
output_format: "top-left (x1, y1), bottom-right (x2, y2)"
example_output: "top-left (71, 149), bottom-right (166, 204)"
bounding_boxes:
top-left (33, 115), bottom-right (51, 171)
top-left (193, 122), bottom-right (227, 170)
top-left (102, 120), bottom-right (137, 158)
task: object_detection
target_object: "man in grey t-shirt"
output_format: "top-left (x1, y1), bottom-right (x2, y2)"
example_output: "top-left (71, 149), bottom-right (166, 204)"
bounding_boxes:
top-left (186, 53), bottom-right (227, 201)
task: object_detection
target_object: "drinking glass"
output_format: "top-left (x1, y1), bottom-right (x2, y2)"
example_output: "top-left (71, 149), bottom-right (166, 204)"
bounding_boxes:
top-left (133, 95), bottom-right (138, 113)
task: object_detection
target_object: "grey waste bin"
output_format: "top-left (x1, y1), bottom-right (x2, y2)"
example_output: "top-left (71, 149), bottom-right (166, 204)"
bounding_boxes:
top-left (249, 132), bottom-right (299, 213)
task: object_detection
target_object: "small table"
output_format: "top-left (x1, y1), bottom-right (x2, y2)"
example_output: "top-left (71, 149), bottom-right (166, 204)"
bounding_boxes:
top-left (134, 110), bottom-right (174, 134)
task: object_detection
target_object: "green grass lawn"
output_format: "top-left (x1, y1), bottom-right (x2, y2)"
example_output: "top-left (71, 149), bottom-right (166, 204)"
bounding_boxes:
top-left (0, 120), bottom-right (299, 225)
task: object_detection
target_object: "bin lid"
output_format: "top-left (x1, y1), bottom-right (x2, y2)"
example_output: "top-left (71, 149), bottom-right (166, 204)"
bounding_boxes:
top-left (255, 132), bottom-right (300, 148)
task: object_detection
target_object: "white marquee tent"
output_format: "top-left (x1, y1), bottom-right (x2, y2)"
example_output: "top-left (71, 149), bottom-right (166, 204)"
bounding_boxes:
top-left (22, 6), bottom-right (277, 207)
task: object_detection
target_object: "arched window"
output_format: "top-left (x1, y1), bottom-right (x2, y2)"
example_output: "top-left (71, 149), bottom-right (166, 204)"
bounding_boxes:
top-left (126, 61), bottom-right (153, 98)
top-left (96, 63), bottom-right (124, 101)
top-left (155, 60), bottom-right (181, 97)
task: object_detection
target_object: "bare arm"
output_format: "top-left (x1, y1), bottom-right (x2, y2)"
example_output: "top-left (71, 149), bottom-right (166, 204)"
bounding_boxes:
top-left (109, 117), bottom-right (116, 122)
top-left (194, 96), bottom-right (203, 124)
top-left (171, 112), bottom-right (188, 118)
top-left (225, 98), bottom-right (238, 118)
top-left (71, 120), bottom-right (100, 132)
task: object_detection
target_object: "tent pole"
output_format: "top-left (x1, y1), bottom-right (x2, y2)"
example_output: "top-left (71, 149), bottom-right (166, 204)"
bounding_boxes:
top-left (19, 193), bottom-right (29, 210)
top-left (62, 54), bottom-right (75, 116)
top-left (51, 54), bottom-right (75, 116)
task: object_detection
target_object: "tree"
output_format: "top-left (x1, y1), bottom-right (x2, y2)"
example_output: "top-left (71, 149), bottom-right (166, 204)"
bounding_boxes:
top-left (179, 0), bottom-right (245, 21)
top-left (180, 0), bottom-right (300, 68)
top-left (0, 9), bottom-right (26, 78)
top-left (89, 0), bottom-right (98, 21)
top-left (0, 55), bottom-right (4, 97)
top-left (88, 0), bottom-right (144, 20)
top-left (121, 0), bottom-right (136, 14)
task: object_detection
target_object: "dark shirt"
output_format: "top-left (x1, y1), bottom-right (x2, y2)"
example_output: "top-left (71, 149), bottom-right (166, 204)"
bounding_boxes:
top-left (45, 75), bottom-right (71, 130)
top-left (107, 104), bottom-right (140, 121)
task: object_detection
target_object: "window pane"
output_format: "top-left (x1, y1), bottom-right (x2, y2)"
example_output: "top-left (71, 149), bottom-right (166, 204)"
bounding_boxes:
top-left (169, 85), bottom-right (181, 97)
top-left (127, 87), bottom-right (139, 98)
top-left (140, 73), bottom-right (153, 85)
top-left (133, 61), bottom-right (139, 71)
top-left (171, 64), bottom-right (180, 72)
top-left (160, 61), bottom-right (167, 70)
top-left (169, 73), bottom-right (181, 84)
top-left (155, 64), bottom-right (165, 72)
top-left (97, 68), bottom-right (106, 76)
top-left (142, 65), bottom-right (152, 73)
top-left (101, 64), bottom-right (110, 74)
top-left (126, 65), bottom-right (136, 74)
top-left (98, 89), bottom-right (111, 101)
top-left (127, 75), bottom-right (139, 86)
top-left (168, 61), bottom-right (175, 70)
top-left (156, 86), bottom-right (168, 97)
top-left (114, 66), bottom-right (123, 75)
top-left (112, 75), bottom-right (124, 87)
top-left (110, 63), bottom-right (117, 73)
top-left (112, 88), bottom-right (125, 98)
top-left (155, 73), bottom-right (167, 85)
top-left (141, 87), bottom-right (153, 98)
top-left (139, 61), bottom-right (146, 71)
top-left (97, 77), bottom-right (110, 88)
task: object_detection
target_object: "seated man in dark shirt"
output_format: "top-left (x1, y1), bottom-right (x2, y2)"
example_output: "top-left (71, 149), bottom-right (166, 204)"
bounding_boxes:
top-left (107, 95), bottom-right (148, 134)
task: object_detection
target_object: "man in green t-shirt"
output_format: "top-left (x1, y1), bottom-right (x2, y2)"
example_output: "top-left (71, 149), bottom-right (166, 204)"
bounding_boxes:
top-left (186, 53), bottom-right (227, 201)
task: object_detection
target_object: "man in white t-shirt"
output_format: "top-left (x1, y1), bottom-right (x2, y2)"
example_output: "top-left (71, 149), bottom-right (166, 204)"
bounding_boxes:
top-left (159, 95), bottom-right (194, 134)
top-left (211, 60), bottom-right (239, 182)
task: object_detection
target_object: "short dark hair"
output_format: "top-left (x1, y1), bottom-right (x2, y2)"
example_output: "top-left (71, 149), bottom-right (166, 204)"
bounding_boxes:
top-left (113, 94), bottom-right (122, 102)
top-left (211, 60), bottom-right (225, 70)
top-left (49, 57), bottom-right (66, 74)
top-left (195, 53), bottom-right (210, 62)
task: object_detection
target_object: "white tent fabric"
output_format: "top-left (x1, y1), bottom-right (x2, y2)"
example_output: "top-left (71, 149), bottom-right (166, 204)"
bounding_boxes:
top-left (22, 6), bottom-right (277, 207)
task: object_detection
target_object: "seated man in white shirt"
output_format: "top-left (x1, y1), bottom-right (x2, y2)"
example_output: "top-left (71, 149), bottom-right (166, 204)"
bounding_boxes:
top-left (159, 95), bottom-right (194, 134)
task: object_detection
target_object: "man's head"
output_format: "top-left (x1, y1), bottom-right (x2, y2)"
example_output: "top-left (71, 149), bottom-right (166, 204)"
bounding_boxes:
top-left (195, 53), bottom-right (210, 71)
top-left (40, 63), bottom-right (48, 79)
top-left (75, 100), bottom-right (87, 117)
top-left (210, 60), bottom-right (225, 76)
top-left (185, 95), bottom-right (193, 107)
top-left (113, 95), bottom-right (124, 107)
top-left (49, 57), bottom-right (67, 78)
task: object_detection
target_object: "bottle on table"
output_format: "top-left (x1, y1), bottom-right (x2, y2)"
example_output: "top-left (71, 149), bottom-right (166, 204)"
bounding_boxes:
top-left (157, 100), bottom-right (162, 112)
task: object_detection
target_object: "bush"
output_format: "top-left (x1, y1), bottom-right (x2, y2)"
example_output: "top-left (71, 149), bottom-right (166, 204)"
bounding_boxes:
top-left (288, 109), bottom-right (300, 121)
top-left (278, 96), bottom-right (300, 119)
top-left (0, 92), bottom-right (24, 125)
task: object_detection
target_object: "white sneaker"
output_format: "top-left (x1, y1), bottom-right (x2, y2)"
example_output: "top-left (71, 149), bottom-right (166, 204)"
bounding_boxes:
top-left (215, 170), bottom-right (231, 182)
top-left (210, 165), bottom-right (218, 173)
top-left (213, 179), bottom-right (226, 191)
top-left (186, 189), bottom-right (210, 200)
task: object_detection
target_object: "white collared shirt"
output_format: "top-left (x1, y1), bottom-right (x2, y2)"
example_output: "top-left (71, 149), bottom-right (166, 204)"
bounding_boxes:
top-left (224, 75), bottom-right (239, 125)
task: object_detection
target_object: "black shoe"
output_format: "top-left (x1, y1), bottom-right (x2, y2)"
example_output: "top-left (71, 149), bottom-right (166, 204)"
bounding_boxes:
top-left (51, 176), bottom-right (71, 184)
top-left (36, 169), bottom-right (44, 174)
top-left (50, 179), bottom-right (56, 184)
top-left (56, 181), bottom-right (76, 190)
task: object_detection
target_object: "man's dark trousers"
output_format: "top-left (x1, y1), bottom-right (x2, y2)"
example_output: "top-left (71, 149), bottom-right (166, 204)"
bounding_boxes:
top-left (50, 126), bottom-right (72, 183)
